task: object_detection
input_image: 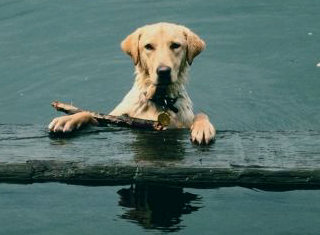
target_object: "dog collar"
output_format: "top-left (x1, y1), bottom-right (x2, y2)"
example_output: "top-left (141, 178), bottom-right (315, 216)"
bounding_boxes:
top-left (150, 95), bottom-right (179, 113)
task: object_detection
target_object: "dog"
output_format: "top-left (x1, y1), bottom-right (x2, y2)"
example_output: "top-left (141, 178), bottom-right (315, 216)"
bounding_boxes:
top-left (48, 22), bottom-right (216, 144)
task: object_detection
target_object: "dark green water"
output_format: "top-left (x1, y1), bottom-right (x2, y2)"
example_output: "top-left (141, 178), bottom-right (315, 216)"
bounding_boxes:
top-left (0, 0), bottom-right (319, 130)
top-left (1, 183), bottom-right (320, 235)
top-left (0, 0), bottom-right (320, 234)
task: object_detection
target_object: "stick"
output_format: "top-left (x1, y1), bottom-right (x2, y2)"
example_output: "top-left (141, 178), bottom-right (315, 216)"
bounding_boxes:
top-left (51, 101), bottom-right (163, 130)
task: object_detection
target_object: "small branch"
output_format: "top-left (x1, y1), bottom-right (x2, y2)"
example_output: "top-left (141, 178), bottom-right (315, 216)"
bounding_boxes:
top-left (51, 101), bottom-right (163, 130)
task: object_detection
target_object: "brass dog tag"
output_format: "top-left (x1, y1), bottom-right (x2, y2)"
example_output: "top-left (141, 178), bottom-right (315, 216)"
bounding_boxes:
top-left (158, 112), bottom-right (170, 126)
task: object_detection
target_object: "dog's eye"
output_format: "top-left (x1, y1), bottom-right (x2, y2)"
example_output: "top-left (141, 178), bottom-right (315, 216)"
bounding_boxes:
top-left (144, 44), bottom-right (154, 50)
top-left (170, 42), bottom-right (181, 50)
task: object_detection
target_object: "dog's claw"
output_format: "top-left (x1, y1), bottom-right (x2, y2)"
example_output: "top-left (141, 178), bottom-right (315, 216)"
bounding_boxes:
top-left (190, 115), bottom-right (216, 145)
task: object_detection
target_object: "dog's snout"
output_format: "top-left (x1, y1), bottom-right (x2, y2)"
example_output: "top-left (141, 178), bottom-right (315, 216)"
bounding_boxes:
top-left (157, 66), bottom-right (171, 77)
top-left (156, 66), bottom-right (171, 84)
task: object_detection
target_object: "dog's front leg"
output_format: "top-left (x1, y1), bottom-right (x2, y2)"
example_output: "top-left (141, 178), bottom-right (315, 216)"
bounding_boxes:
top-left (190, 113), bottom-right (216, 144)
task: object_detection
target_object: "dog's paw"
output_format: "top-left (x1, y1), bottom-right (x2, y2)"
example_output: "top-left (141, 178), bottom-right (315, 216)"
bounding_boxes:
top-left (190, 114), bottom-right (216, 145)
top-left (48, 112), bottom-right (97, 133)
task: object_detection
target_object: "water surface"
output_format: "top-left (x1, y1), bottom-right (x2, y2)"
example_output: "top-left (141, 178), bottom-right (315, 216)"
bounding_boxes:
top-left (0, 0), bottom-right (320, 234)
top-left (0, 0), bottom-right (319, 131)
top-left (1, 183), bottom-right (320, 234)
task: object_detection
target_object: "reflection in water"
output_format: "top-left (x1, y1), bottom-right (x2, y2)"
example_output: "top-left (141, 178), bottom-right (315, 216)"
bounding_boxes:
top-left (130, 129), bottom-right (186, 161)
top-left (118, 184), bottom-right (202, 232)
top-left (120, 130), bottom-right (200, 231)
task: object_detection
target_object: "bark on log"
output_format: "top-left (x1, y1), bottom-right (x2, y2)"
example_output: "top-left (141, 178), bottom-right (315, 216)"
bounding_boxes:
top-left (1, 124), bottom-right (320, 190)
top-left (51, 101), bottom-right (163, 130)
top-left (1, 160), bottom-right (320, 190)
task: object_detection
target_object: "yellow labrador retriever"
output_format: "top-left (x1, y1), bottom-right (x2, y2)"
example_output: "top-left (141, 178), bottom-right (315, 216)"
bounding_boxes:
top-left (49, 22), bottom-right (216, 144)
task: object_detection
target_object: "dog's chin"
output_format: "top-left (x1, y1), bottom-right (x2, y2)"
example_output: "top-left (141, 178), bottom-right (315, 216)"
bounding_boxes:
top-left (145, 83), bottom-right (171, 100)
top-left (145, 75), bottom-right (176, 99)
top-left (153, 78), bottom-right (174, 87)
top-left (153, 82), bottom-right (171, 88)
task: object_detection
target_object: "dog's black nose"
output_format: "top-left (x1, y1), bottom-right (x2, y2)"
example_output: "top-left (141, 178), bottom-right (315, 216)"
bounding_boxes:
top-left (157, 66), bottom-right (171, 76)
top-left (156, 66), bottom-right (171, 84)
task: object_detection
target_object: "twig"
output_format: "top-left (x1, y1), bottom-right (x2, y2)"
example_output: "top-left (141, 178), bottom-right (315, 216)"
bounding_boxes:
top-left (51, 101), bottom-right (163, 130)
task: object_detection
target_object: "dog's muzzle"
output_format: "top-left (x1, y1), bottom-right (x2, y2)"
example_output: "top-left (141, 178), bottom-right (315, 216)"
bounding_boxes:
top-left (156, 66), bottom-right (171, 85)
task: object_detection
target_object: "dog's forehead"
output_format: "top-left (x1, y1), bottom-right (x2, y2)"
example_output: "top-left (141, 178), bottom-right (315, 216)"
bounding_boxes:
top-left (140, 23), bottom-right (185, 43)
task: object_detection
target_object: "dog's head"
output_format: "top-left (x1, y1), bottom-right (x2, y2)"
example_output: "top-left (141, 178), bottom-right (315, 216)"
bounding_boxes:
top-left (121, 22), bottom-right (205, 87)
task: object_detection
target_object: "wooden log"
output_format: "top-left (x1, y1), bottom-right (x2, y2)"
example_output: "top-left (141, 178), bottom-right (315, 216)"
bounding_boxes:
top-left (1, 160), bottom-right (320, 190)
top-left (51, 101), bottom-right (163, 130)
top-left (1, 124), bottom-right (320, 190)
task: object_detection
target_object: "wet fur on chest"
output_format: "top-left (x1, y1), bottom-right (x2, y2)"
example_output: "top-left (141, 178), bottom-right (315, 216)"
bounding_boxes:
top-left (109, 75), bottom-right (194, 128)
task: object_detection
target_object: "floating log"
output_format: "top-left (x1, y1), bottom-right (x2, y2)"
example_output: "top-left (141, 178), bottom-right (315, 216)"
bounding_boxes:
top-left (0, 124), bottom-right (320, 189)
top-left (1, 160), bottom-right (320, 190)
top-left (51, 101), bottom-right (164, 130)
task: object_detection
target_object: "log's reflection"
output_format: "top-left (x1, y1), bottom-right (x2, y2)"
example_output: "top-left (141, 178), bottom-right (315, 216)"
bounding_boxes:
top-left (117, 184), bottom-right (202, 232)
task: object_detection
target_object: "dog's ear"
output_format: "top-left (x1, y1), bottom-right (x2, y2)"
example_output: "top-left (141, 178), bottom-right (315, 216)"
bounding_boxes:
top-left (121, 28), bottom-right (142, 65)
top-left (183, 28), bottom-right (206, 65)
